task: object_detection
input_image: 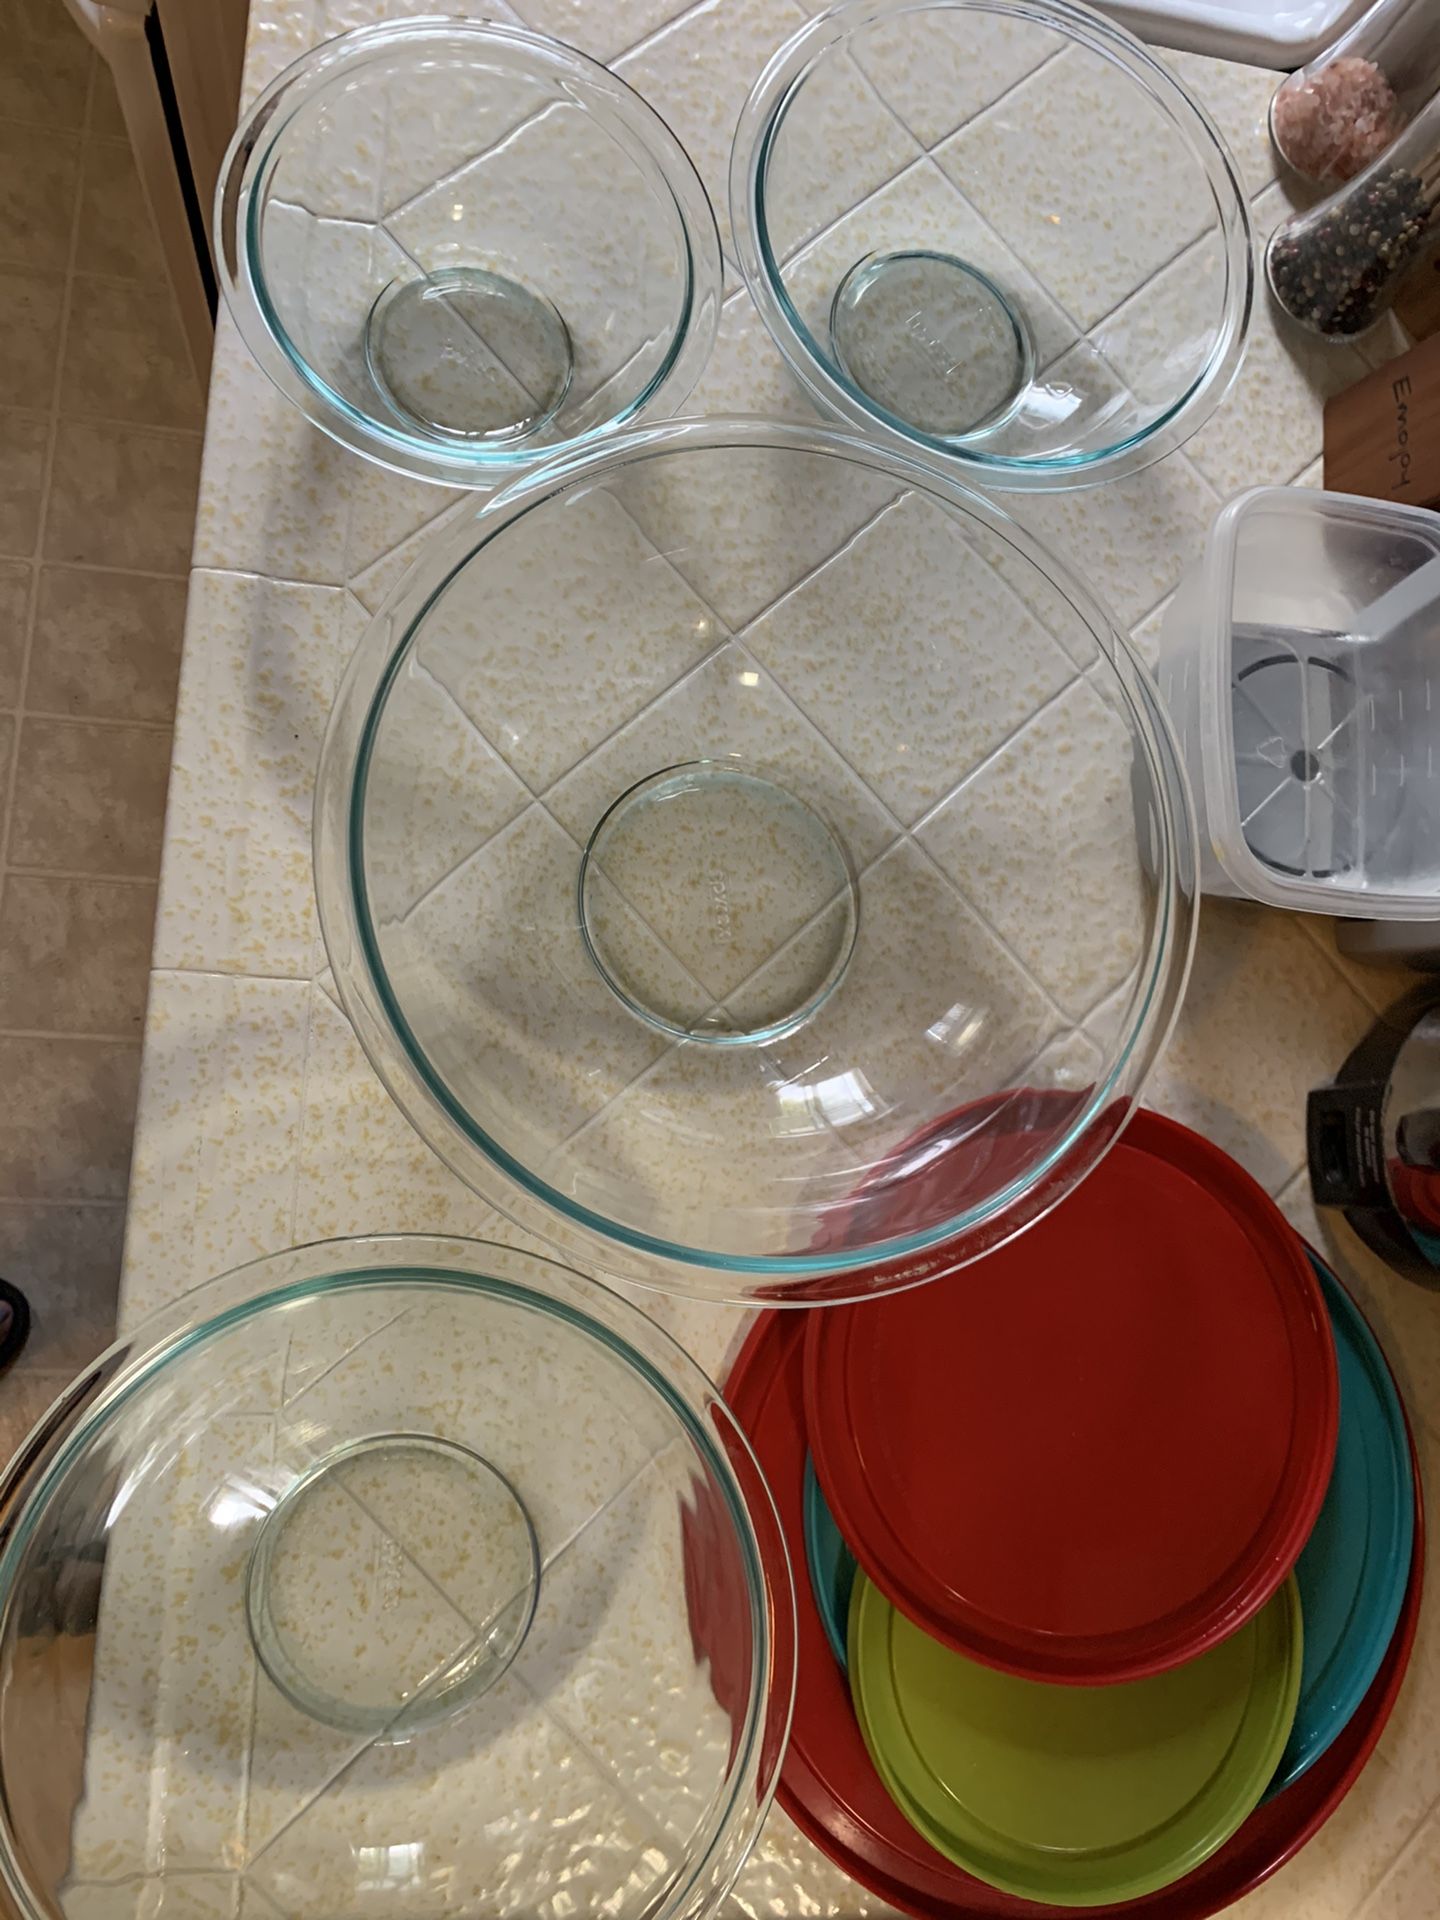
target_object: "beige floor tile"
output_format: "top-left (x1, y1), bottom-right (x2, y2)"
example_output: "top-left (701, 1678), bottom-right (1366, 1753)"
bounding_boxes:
top-left (1225, 1747), bottom-right (1427, 1920)
top-left (0, 409), bottom-right (48, 557)
top-left (3, 0), bottom-right (92, 47)
top-left (0, 0), bottom-right (196, 1446)
top-left (60, 276), bottom-right (201, 429)
top-left (0, 1036), bottom-right (140, 1200)
top-left (0, 874), bottom-right (157, 1034)
top-left (86, 61), bottom-right (126, 140)
top-left (0, 1367), bottom-right (71, 1466)
top-left (1145, 898), bottom-right (1376, 1193)
top-left (45, 420), bottom-right (201, 572)
top-left (9, 717), bottom-right (172, 877)
top-left (0, 715), bottom-right (16, 810)
top-left (1358, 1813), bottom-right (1440, 1920)
top-left (0, 119), bottom-right (80, 271)
top-left (29, 566), bottom-right (186, 722)
top-left (0, 1199), bottom-right (123, 1368)
top-left (0, 15), bottom-right (90, 131)
top-left (0, 559), bottom-right (29, 707)
top-left (0, 266), bottom-right (64, 410)
top-left (1297, 914), bottom-right (1416, 1023)
top-left (74, 137), bottom-right (166, 283)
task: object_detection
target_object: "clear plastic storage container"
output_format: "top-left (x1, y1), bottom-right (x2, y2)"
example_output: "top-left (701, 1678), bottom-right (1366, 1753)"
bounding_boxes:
top-left (1158, 487), bottom-right (1440, 919)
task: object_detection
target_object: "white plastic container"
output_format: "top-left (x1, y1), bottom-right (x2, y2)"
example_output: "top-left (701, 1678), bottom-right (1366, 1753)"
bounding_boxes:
top-left (1158, 486), bottom-right (1440, 919)
top-left (1095, 0), bottom-right (1370, 69)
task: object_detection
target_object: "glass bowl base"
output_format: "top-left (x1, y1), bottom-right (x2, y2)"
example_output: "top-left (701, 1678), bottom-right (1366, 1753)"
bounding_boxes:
top-left (365, 267), bottom-right (574, 445)
top-left (829, 249), bottom-right (1034, 443)
top-left (578, 760), bottom-right (859, 1046)
top-left (246, 1432), bottom-right (540, 1737)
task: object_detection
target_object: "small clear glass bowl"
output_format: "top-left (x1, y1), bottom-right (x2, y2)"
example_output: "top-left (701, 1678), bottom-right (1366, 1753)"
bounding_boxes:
top-left (0, 1236), bottom-right (793, 1920)
top-left (315, 419), bottom-right (1197, 1302)
top-left (730, 0), bottom-right (1253, 491)
top-left (216, 19), bottom-right (723, 486)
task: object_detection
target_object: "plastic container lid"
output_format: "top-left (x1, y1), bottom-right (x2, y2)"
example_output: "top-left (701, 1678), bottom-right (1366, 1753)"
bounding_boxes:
top-left (806, 1108), bottom-right (1339, 1684)
top-left (804, 1456), bottom-right (855, 1671)
top-left (0, 1237), bottom-right (795, 1920)
top-left (811, 1264), bottom-right (1414, 1796)
top-left (1158, 487), bottom-right (1440, 920)
top-left (797, 1242), bottom-right (1418, 1785)
top-left (1271, 1249), bottom-right (1415, 1795)
top-left (726, 1311), bottom-right (1060, 1920)
top-left (726, 1309), bottom-right (1422, 1920)
top-left (850, 1570), bottom-right (1301, 1906)
top-left (1097, 0), bottom-right (1371, 68)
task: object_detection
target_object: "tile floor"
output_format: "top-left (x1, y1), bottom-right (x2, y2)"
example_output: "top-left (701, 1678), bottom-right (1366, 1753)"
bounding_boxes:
top-left (0, 0), bottom-right (205, 1454)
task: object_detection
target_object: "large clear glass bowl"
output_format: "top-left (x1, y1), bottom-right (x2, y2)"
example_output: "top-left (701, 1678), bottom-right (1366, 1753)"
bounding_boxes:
top-left (315, 419), bottom-right (1196, 1302)
top-left (730, 0), bottom-right (1253, 491)
top-left (0, 1236), bottom-right (793, 1920)
top-left (216, 20), bottom-right (723, 486)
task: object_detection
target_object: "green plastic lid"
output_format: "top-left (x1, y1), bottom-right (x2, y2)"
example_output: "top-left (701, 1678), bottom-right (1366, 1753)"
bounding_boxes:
top-left (849, 1572), bottom-right (1302, 1908)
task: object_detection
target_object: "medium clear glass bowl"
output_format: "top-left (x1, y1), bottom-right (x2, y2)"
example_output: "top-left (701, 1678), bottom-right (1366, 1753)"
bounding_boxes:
top-left (0, 1236), bottom-right (793, 1920)
top-left (216, 20), bottom-right (723, 486)
top-left (730, 0), bottom-right (1253, 491)
top-left (315, 419), bottom-right (1196, 1302)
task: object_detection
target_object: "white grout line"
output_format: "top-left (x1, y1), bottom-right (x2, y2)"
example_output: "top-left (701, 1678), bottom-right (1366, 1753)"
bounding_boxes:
top-left (0, 1191), bottom-right (129, 1209)
top-left (24, 556), bottom-right (193, 585)
top-left (0, 1025), bottom-right (146, 1045)
top-left (1, 863), bottom-right (157, 886)
top-left (13, 709), bottom-right (173, 733)
top-left (42, 405), bottom-right (205, 443)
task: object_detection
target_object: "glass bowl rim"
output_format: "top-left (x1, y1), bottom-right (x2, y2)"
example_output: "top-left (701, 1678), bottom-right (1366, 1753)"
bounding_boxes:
top-left (215, 16), bottom-right (725, 488)
top-left (728, 0), bottom-right (1255, 493)
top-left (0, 1232), bottom-right (797, 1920)
top-left (313, 415), bottom-right (1198, 1299)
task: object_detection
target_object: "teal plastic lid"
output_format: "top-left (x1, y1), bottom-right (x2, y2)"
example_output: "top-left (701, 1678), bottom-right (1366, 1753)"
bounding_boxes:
top-left (1272, 1250), bottom-right (1414, 1794)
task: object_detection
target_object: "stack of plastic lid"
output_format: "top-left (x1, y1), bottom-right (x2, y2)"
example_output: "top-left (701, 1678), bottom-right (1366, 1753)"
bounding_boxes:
top-left (727, 1110), bottom-right (1423, 1916)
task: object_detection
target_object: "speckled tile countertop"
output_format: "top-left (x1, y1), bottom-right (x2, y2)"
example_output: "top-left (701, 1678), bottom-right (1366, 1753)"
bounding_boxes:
top-left (114, 0), bottom-right (1440, 1913)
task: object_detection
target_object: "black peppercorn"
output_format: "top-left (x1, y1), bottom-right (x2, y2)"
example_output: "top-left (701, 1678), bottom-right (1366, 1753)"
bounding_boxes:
top-left (1267, 165), bottom-right (1433, 336)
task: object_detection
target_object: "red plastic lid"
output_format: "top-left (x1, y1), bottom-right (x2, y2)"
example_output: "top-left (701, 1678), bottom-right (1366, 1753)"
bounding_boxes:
top-left (725, 1312), bottom-right (1056, 1920)
top-left (1131, 1417), bottom-right (1421, 1920)
top-left (805, 1108), bottom-right (1340, 1684)
top-left (724, 1309), bottom-right (1421, 1920)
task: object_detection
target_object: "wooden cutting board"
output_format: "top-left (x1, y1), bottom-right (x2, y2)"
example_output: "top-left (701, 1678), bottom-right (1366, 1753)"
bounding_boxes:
top-left (1324, 331), bottom-right (1440, 509)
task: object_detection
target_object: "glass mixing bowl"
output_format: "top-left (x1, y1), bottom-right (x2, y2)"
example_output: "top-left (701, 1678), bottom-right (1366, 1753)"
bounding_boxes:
top-left (216, 20), bottom-right (723, 486)
top-left (315, 419), bottom-right (1196, 1301)
top-left (0, 1236), bottom-right (793, 1920)
top-left (730, 0), bottom-right (1253, 491)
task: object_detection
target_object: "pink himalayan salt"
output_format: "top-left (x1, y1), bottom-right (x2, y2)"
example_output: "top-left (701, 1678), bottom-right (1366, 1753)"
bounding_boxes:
top-left (1271, 55), bottom-right (1402, 184)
